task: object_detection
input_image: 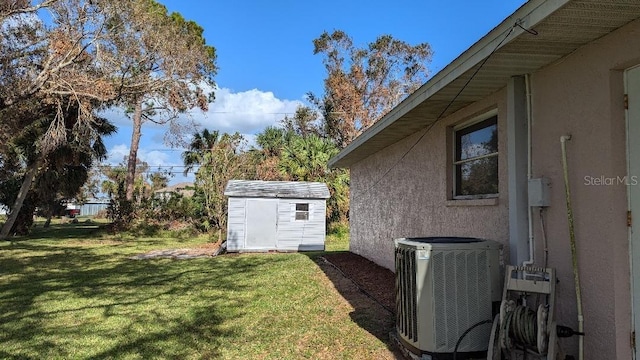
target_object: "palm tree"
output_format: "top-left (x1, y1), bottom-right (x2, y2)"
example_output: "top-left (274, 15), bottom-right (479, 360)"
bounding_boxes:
top-left (279, 134), bottom-right (338, 181)
top-left (278, 134), bottom-right (349, 223)
top-left (0, 103), bottom-right (116, 237)
top-left (255, 126), bottom-right (288, 157)
top-left (182, 129), bottom-right (221, 176)
top-left (34, 116), bottom-right (115, 227)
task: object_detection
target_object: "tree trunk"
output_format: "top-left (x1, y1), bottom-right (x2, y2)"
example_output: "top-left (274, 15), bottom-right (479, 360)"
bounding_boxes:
top-left (0, 159), bottom-right (41, 240)
top-left (125, 100), bottom-right (143, 201)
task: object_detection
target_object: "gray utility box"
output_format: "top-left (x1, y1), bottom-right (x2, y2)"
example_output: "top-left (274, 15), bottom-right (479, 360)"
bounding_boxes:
top-left (528, 177), bottom-right (551, 207)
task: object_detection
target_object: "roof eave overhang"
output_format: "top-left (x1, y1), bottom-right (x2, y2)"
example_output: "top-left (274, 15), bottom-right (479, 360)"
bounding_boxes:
top-left (329, 0), bottom-right (640, 168)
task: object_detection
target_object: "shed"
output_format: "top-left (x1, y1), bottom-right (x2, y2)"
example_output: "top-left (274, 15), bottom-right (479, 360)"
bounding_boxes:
top-left (224, 180), bottom-right (330, 252)
top-left (79, 199), bottom-right (109, 216)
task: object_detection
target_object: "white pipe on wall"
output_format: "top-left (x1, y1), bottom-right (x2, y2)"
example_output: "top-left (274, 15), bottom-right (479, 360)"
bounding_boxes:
top-left (523, 73), bottom-right (535, 268)
top-left (560, 134), bottom-right (584, 360)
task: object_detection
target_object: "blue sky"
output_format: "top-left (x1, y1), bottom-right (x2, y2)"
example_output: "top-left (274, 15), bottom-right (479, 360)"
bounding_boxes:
top-left (102, 0), bottom-right (527, 183)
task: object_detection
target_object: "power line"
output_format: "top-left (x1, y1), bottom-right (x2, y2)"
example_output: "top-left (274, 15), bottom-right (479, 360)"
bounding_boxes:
top-left (360, 22), bottom-right (523, 196)
top-left (205, 111), bottom-right (297, 115)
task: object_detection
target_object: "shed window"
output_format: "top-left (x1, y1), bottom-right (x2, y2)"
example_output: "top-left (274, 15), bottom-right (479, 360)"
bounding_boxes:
top-left (295, 203), bottom-right (309, 221)
top-left (454, 115), bottom-right (498, 198)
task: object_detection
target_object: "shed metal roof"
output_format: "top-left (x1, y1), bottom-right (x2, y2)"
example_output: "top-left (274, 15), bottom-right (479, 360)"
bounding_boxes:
top-left (329, 0), bottom-right (640, 168)
top-left (224, 180), bottom-right (330, 199)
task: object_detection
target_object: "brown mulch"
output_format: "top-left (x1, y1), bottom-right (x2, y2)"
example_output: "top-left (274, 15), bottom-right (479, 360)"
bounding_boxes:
top-left (322, 252), bottom-right (396, 313)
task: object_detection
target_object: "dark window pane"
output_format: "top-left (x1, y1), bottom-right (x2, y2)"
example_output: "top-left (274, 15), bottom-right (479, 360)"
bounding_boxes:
top-left (456, 117), bottom-right (498, 161)
top-left (295, 212), bottom-right (309, 221)
top-left (456, 156), bottom-right (498, 196)
top-left (296, 203), bottom-right (309, 211)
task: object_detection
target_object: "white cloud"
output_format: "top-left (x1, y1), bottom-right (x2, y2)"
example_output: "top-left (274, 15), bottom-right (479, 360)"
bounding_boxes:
top-left (107, 144), bottom-right (179, 167)
top-left (101, 86), bottom-right (301, 185)
top-left (106, 144), bottom-right (130, 164)
top-left (101, 87), bottom-right (303, 135)
top-left (197, 87), bottom-right (302, 133)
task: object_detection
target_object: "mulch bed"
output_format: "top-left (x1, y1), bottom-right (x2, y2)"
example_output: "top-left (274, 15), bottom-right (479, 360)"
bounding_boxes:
top-left (322, 252), bottom-right (396, 313)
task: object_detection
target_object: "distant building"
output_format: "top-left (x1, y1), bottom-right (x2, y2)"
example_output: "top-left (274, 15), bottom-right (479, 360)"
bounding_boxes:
top-left (154, 182), bottom-right (195, 200)
top-left (79, 199), bottom-right (110, 217)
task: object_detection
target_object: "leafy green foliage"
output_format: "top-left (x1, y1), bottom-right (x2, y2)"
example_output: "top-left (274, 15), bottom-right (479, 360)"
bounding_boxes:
top-left (0, 103), bottom-right (116, 236)
top-left (279, 135), bottom-right (338, 181)
top-left (106, 180), bottom-right (135, 230)
top-left (250, 117), bottom-right (350, 223)
top-left (183, 130), bottom-right (248, 234)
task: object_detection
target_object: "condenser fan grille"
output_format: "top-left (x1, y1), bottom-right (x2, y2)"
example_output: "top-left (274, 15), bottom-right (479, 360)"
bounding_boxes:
top-left (394, 237), bottom-right (501, 357)
top-left (395, 246), bottom-right (418, 342)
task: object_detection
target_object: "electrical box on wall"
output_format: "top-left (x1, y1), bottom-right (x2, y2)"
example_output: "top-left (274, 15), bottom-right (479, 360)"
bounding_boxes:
top-left (529, 177), bottom-right (550, 207)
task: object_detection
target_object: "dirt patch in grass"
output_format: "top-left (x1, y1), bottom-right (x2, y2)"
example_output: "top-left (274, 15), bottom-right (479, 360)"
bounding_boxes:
top-left (67, 239), bottom-right (125, 246)
top-left (130, 242), bottom-right (221, 259)
top-left (322, 252), bottom-right (396, 313)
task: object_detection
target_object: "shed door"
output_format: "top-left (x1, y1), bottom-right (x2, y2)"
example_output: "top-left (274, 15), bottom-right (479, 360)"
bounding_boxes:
top-left (245, 199), bottom-right (277, 249)
top-left (627, 65), bottom-right (640, 359)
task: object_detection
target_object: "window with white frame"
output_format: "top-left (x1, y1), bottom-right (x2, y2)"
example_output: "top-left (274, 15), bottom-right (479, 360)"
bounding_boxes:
top-left (295, 203), bottom-right (309, 221)
top-left (453, 115), bottom-right (498, 198)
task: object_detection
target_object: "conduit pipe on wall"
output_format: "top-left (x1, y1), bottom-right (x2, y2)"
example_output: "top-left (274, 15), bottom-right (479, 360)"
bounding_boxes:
top-left (523, 74), bottom-right (535, 268)
top-left (560, 134), bottom-right (584, 360)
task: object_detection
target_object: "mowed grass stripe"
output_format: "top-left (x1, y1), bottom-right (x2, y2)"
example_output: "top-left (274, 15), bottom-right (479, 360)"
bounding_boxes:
top-left (0, 223), bottom-right (395, 359)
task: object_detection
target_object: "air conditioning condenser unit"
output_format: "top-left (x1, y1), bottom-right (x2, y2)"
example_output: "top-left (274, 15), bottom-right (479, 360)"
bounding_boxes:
top-left (395, 237), bottom-right (502, 359)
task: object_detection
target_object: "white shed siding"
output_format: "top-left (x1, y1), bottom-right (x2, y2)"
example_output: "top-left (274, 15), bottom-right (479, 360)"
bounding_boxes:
top-left (224, 180), bottom-right (329, 252)
top-left (226, 198), bottom-right (246, 251)
top-left (276, 199), bottom-right (325, 251)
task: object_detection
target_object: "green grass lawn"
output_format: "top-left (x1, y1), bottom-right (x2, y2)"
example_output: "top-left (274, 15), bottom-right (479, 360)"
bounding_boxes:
top-left (0, 222), bottom-right (395, 359)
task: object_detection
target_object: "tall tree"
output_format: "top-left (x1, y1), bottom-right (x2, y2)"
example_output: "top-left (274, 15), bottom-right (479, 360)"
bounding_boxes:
top-left (0, 103), bottom-right (115, 238)
top-left (99, 0), bottom-right (217, 201)
top-left (310, 30), bottom-right (432, 148)
top-left (0, 0), bottom-right (141, 237)
top-left (0, 0), bottom-right (119, 147)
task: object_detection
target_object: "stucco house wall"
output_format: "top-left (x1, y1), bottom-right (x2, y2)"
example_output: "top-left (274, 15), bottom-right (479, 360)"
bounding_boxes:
top-left (348, 15), bottom-right (640, 358)
top-left (350, 90), bottom-right (509, 271)
top-left (528, 17), bottom-right (640, 357)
